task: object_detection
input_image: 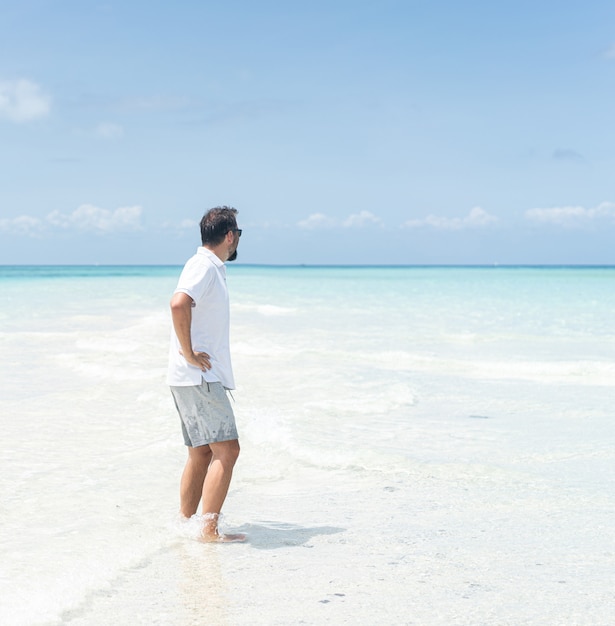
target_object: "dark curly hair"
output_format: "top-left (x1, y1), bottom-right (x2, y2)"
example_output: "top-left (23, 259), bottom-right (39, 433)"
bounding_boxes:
top-left (200, 206), bottom-right (238, 246)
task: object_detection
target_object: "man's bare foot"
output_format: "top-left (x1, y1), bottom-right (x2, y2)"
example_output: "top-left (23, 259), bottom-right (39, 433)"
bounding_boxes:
top-left (201, 531), bottom-right (247, 543)
top-left (200, 512), bottom-right (247, 543)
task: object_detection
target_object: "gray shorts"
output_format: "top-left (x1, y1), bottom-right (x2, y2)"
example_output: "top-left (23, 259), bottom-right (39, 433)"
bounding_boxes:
top-left (170, 381), bottom-right (238, 447)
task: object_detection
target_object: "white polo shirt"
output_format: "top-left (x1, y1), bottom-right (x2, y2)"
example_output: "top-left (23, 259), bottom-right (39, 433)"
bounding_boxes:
top-left (166, 247), bottom-right (235, 389)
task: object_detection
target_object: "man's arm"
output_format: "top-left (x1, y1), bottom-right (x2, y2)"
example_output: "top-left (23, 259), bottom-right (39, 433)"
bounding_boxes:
top-left (170, 292), bottom-right (211, 372)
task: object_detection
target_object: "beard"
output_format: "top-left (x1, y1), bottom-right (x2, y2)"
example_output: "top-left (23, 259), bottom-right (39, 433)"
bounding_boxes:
top-left (228, 249), bottom-right (238, 262)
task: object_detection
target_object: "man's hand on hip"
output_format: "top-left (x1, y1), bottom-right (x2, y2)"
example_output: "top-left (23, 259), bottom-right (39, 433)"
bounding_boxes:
top-left (180, 349), bottom-right (211, 372)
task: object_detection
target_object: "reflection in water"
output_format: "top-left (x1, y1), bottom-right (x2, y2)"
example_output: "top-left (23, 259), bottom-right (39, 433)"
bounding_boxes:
top-left (176, 541), bottom-right (230, 625)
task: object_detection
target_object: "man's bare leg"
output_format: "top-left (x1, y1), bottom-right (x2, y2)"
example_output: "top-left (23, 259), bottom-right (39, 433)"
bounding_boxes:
top-left (180, 445), bottom-right (213, 518)
top-left (200, 439), bottom-right (245, 542)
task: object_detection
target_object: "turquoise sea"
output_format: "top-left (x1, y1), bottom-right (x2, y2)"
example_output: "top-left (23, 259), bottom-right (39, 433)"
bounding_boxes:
top-left (1, 265), bottom-right (614, 625)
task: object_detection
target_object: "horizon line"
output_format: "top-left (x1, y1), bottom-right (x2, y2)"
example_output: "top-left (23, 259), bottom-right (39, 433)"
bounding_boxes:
top-left (1, 263), bottom-right (614, 269)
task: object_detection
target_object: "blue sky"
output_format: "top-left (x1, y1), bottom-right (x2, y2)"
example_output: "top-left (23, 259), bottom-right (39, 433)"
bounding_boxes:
top-left (1, 0), bottom-right (614, 265)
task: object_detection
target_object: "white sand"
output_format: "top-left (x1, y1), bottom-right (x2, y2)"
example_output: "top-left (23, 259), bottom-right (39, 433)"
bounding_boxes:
top-left (57, 456), bottom-right (614, 626)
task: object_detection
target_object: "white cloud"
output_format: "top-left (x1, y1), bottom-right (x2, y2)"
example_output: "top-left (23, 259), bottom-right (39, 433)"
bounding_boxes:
top-left (525, 202), bottom-right (615, 227)
top-left (161, 218), bottom-right (198, 235)
top-left (297, 213), bottom-right (337, 230)
top-left (343, 210), bottom-right (383, 228)
top-left (403, 206), bottom-right (498, 230)
top-left (95, 122), bottom-right (124, 139)
top-left (0, 79), bottom-right (51, 122)
top-left (46, 204), bottom-right (143, 233)
top-left (298, 210), bottom-right (383, 230)
top-left (0, 215), bottom-right (44, 236)
top-left (1, 205), bottom-right (144, 236)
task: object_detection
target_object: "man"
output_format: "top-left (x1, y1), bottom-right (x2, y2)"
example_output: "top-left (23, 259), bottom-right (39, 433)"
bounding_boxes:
top-left (167, 206), bottom-right (245, 542)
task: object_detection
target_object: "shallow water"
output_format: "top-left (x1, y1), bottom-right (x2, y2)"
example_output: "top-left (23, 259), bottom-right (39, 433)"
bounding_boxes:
top-left (1, 265), bottom-right (614, 625)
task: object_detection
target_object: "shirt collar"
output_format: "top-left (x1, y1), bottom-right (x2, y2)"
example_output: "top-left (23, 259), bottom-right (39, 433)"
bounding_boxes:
top-left (197, 246), bottom-right (224, 268)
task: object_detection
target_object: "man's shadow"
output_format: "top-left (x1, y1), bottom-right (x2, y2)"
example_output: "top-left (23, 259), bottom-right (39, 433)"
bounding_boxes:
top-left (233, 521), bottom-right (345, 549)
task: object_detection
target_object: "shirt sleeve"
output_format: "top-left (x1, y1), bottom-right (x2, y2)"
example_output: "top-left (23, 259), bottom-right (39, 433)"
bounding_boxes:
top-left (174, 256), bottom-right (214, 304)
